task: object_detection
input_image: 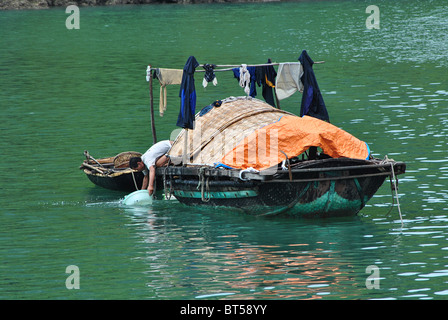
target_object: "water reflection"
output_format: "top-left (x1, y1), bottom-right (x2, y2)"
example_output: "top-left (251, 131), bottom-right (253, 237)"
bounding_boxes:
top-left (121, 204), bottom-right (398, 299)
top-left (215, 242), bottom-right (353, 299)
top-left (114, 194), bottom-right (448, 300)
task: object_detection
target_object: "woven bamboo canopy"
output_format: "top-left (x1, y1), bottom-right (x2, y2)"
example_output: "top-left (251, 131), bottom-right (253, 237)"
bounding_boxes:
top-left (168, 97), bottom-right (294, 166)
top-left (167, 96), bottom-right (370, 171)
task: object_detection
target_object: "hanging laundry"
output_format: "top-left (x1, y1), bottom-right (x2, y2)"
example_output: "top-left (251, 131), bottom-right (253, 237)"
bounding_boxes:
top-left (260, 59), bottom-right (277, 107)
top-left (232, 65), bottom-right (257, 97)
top-left (202, 64), bottom-right (218, 88)
top-left (155, 68), bottom-right (183, 117)
top-left (177, 56), bottom-right (199, 130)
top-left (298, 50), bottom-right (329, 122)
top-left (275, 62), bottom-right (303, 100)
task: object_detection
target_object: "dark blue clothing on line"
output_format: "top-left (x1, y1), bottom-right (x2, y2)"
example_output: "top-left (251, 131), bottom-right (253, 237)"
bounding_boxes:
top-left (177, 56), bottom-right (199, 129)
top-left (298, 50), bottom-right (330, 122)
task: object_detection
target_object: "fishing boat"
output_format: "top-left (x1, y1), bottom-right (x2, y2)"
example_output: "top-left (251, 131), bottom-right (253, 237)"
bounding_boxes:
top-left (80, 150), bottom-right (167, 193)
top-left (80, 150), bottom-right (146, 192)
top-left (81, 52), bottom-right (406, 218)
top-left (158, 96), bottom-right (406, 218)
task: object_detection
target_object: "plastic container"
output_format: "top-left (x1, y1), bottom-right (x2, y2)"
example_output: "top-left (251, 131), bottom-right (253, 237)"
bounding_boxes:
top-left (122, 190), bottom-right (153, 206)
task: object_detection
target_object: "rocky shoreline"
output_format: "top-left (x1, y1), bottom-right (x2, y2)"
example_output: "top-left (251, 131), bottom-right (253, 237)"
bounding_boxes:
top-left (1, 0), bottom-right (280, 10)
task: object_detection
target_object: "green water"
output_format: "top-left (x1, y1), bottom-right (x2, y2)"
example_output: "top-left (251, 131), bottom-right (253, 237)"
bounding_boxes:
top-left (1, 0), bottom-right (448, 300)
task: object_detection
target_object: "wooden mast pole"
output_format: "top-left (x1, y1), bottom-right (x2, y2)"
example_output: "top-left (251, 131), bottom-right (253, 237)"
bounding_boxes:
top-left (148, 65), bottom-right (157, 145)
top-left (182, 129), bottom-right (188, 166)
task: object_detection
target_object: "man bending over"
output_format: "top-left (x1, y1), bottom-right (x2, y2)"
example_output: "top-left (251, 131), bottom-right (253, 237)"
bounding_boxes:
top-left (129, 140), bottom-right (172, 196)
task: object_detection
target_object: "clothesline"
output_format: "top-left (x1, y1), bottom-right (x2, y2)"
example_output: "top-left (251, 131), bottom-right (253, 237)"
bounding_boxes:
top-left (146, 52), bottom-right (329, 146)
top-left (147, 61), bottom-right (324, 72)
top-left (146, 60), bottom-right (326, 116)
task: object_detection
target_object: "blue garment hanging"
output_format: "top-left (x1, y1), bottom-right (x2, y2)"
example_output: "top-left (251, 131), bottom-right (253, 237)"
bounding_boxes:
top-left (298, 50), bottom-right (330, 122)
top-left (177, 56), bottom-right (199, 129)
top-left (261, 59), bottom-right (277, 107)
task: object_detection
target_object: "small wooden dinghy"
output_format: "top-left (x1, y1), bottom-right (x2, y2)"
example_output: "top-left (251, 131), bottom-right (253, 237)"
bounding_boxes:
top-left (80, 151), bottom-right (144, 192)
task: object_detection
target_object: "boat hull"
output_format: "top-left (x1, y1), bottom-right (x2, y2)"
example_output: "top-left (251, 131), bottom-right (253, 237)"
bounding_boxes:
top-left (160, 158), bottom-right (405, 218)
top-left (167, 175), bottom-right (386, 217)
top-left (84, 169), bottom-right (144, 192)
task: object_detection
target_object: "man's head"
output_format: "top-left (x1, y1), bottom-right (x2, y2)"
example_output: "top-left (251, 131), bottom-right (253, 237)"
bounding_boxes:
top-left (129, 157), bottom-right (145, 171)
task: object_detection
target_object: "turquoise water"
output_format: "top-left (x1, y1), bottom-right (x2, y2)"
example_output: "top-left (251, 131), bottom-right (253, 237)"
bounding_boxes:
top-left (1, 1), bottom-right (448, 300)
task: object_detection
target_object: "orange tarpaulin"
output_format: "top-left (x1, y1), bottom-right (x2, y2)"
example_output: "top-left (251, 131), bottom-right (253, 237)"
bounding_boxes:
top-left (221, 115), bottom-right (370, 171)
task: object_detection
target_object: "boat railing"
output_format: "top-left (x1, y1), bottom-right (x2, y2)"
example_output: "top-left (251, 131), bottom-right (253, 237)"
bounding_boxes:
top-left (157, 160), bottom-right (406, 182)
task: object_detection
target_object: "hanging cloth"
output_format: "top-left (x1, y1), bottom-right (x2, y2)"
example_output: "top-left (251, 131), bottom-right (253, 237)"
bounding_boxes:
top-left (202, 64), bottom-right (218, 88)
top-left (298, 50), bottom-right (330, 122)
top-left (232, 65), bottom-right (257, 97)
top-left (239, 64), bottom-right (251, 95)
top-left (177, 56), bottom-right (199, 130)
top-left (261, 59), bottom-right (277, 107)
top-left (275, 62), bottom-right (304, 100)
top-left (156, 68), bottom-right (183, 116)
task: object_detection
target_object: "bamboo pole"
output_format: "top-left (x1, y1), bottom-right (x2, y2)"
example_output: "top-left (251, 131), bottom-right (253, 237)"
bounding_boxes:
top-left (149, 61), bottom-right (325, 73)
top-left (183, 129), bottom-right (188, 166)
top-left (81, 162), bottom-right (107, 174)
top-left (148, 65), bottom-right (157, 145)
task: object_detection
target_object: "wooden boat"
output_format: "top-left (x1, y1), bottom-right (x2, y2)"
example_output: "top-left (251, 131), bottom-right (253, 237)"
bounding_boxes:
top-left (81, 55), bottom-right (406, 218)
top-left (157, 97), bottom-right (406, 218)
top-left (80, 151), bottom-right (145, 192)
top-left (80, 150), bottom-right (167, 194)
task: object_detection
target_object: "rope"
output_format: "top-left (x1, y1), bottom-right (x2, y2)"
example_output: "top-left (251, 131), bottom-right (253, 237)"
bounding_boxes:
top-left (385, 175), bottom-right (396, 217)
top-left (131, 170), bottom-right (138, 191)
top-left (280, 150), bottom-right (292, 181)
top-left (381, 155), bottom-right (403, 226)
top-left (239, 167), bottom-right (259, 181)
top-left (163, 164), bottom-right (173, 200)
top-left (390, 161), bottom-right (403, 227)
top-left (197, 167), bottom-right (210, 202)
